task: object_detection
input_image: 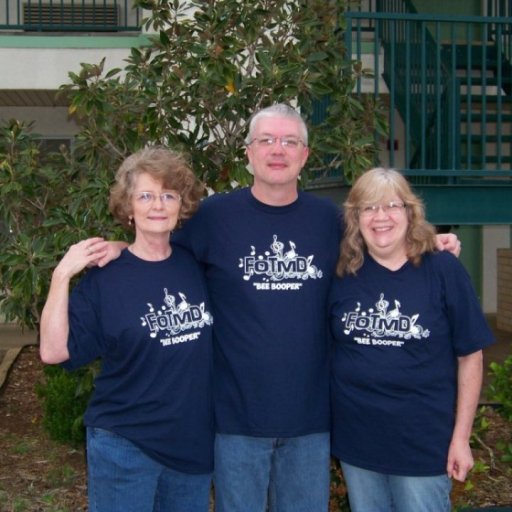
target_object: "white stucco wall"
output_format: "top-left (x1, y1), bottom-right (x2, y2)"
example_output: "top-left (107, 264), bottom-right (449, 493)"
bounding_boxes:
top-left (0, 47), bottom-right (131, 89)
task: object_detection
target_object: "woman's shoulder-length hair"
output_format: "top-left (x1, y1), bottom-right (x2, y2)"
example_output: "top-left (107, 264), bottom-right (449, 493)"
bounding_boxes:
top-left (109, 146), bottom-right (204, 230)
top-left (337, 167), bottom-right (437, 277)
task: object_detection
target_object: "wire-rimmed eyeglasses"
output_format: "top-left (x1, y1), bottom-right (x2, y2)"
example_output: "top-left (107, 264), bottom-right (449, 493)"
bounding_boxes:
top-left (249, 136), bottom-right (305, 150)
top-left (134, 191), bottom-right (181, 205)
top-left (359, 201), bottom-right (407, 217)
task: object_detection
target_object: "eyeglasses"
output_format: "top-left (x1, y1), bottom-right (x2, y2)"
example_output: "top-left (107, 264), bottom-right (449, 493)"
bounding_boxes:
top-left (249, 136), bottom-right (305, 149)
top-left (359, 201), bottom-right (407, 217)
top-left (134, 191), bottom-right (181, 205)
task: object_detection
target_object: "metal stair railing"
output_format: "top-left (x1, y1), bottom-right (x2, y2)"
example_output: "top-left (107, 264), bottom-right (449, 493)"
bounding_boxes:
top-left (488, 0), bottom-right (512, 65)
top-left (345, 9), bottom-right (512, 182)
top-left (378, 12), bottom-right (460, 181)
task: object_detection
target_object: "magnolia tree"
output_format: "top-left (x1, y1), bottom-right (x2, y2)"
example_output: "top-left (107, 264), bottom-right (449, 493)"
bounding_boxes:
top-left (0, 120), bottom-right (127, 330)
top-left (64, 0), bottom-right (384, 189)
top-left (0, 0), bottom-right (384, 331)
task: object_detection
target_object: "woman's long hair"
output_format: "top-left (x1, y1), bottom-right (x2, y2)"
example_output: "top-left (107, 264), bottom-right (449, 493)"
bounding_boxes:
top-left (337, 168), bottom-right (437, 277)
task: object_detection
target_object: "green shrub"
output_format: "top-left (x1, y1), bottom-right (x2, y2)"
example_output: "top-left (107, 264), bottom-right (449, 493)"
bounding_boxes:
top-left (486, 355), bottom-right (512, 422)
top-left (36, 364), bottom-right (97, 445)
top-left (487, 360), bottom-right (512, 470)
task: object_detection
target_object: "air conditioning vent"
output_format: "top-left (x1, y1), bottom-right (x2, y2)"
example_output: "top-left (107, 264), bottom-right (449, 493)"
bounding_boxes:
top-left (23, 2), bottom-right (118, 31)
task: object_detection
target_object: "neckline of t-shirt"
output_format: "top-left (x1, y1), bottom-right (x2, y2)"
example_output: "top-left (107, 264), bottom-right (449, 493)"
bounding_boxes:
top-left (245, 187), bottom-right (302, 214)
top-left (366, 251), bottom-right (412, 274)
top-left (121, 247), bottom-right (174, 265)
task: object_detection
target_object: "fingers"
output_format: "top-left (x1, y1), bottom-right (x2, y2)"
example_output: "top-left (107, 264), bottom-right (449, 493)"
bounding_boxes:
top-left (447, 455), bottom-right (473, 482)
top-left (93, 240), bottom-right (127, 268)
top-left (455, 240), bottom-right (462, 257)
top-left (82, 239), bottom-right (109, 268)
top-left (84, 239), bottom-right (106, 255)
top-left (73, 240), bottom-right (101, 266)
top-left (55, 238), bottom-right (107, 276)
top-left (95, 252), bottom-right (113, 268)
top-left (449, 464), bottom-right (470, 482)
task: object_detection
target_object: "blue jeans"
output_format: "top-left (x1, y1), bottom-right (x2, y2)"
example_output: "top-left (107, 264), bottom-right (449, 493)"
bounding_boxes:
top-left (87, 427), bottom-right (212, 512)
top-left (340, 461), bottom-right (452, 512)
top-left (214, 432), bottom-right (330, 512)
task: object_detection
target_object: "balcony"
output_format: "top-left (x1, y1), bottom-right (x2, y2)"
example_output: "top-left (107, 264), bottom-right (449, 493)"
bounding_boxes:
top-left (0, 0), bottom-right (146, 110)
top-left (0, 0), bottom-right (141, 32)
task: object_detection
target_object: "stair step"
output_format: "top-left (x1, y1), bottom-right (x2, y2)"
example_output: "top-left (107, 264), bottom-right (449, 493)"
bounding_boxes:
top-left (461, 113), bottom-right (512, 122)
top-left (442, 43), bottom-right (508, 62)
top-left (462, 96), bottom-right (512, 104)
top-left (458, 180), bottom-right (512, 186)
top-left (463, 135), bottom-right (512, 143)
top-left (459, 78), bottom-right (512, 88)
top-left (469, 156), bottom-right (512, 164)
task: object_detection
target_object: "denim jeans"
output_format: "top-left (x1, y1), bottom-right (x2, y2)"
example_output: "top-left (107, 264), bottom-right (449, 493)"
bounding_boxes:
top-left (340, 461), bottom-right (452, 512)
top-left (214, 432), bottom-right (330, 512)
top-left (87, 427), bottom-right (212, 512)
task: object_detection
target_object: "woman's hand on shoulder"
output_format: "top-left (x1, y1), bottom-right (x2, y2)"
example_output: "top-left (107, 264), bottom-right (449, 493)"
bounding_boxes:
top-left (93, 240), bottom-right (128, 268)
top-left (54, 237), bottom-right (109, 280)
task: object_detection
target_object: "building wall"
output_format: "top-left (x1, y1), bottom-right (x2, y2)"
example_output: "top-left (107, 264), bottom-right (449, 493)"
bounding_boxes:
top-left (0, 106), bottom-right (79, 136)
top-left (431, 225), bottom-right (511, 314)
top-left (497, 248), bottom-right (512, 332)
top-left (452, 226), bottom-right (483, 301)
top-left (0, 34), bottom-right (149, 136)
top-left (0, 42), bottom-right (137, 89)
top-left (484, 226), bottom-right (512, 314)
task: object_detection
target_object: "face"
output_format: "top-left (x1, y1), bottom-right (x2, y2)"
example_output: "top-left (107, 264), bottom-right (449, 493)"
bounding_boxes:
top-left (246, 116), bottom-right (309, 194)
top-left (358, 197), bottom-right (409, 262)
top-left (130, 173), bottom-right (181, 237)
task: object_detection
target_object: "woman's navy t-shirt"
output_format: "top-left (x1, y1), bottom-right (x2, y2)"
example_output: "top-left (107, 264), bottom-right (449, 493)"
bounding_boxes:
top-left (329, 251), bottom-right (494, 476)
top-left (64, 247), bottom-right (214, 474)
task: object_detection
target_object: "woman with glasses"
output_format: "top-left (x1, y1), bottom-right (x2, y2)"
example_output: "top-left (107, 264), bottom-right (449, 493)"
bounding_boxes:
top-left (40, 147), bottom-right (214, 512)
top-left (329, 167), bottom-right (494, 512)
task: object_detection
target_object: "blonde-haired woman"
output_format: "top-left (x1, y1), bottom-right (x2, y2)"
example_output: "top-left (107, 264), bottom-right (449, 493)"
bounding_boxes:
top-left (329, 168), bottom-right (494, 512)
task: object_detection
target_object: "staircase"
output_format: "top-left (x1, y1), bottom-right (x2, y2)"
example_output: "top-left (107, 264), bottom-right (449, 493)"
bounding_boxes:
top-left (441, 38), bottom-right (512, 176)
top-left (338, 4), bottom-right (512, 224)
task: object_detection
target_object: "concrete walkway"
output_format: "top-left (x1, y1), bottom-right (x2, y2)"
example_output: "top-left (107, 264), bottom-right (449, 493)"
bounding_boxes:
top-left (0, 324), bottom-right (37, 389)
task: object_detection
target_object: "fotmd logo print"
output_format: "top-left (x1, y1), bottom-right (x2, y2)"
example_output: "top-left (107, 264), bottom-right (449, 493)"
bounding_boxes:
top-left (239, 235), bottom-right (323, 291)
top-left (141, 288), bottom-right (213, 346)
top-left (342, 293), bottom-right (430, 347)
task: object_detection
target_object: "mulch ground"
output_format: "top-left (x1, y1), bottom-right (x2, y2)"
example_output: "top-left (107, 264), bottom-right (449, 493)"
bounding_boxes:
top-left (0, 346), bottom-right (511, 511)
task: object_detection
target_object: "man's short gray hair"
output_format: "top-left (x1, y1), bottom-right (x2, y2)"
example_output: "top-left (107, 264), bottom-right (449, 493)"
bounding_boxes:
top-left (245, 104), bottom-right (309, 146)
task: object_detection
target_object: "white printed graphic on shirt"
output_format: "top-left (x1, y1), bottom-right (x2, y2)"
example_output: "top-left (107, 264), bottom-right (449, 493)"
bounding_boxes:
top-left (342, 293), bottom-right (430, 347)
top-left (239, 235), bottom-right (323, 291)
top-left (140, 288), bottom-right (213, 346)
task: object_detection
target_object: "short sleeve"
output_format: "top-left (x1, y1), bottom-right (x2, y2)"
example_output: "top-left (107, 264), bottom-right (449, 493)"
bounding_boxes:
top-left (436, 252), bottom-right (495, 356)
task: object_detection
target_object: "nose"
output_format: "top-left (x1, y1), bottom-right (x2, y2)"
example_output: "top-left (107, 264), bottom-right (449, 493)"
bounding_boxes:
top-left (374, 205), bottom-right (389, 218)
top-left (152, 196), bottom-right (165, 207)
top-left (270, 141), bottom-right (285, 154)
